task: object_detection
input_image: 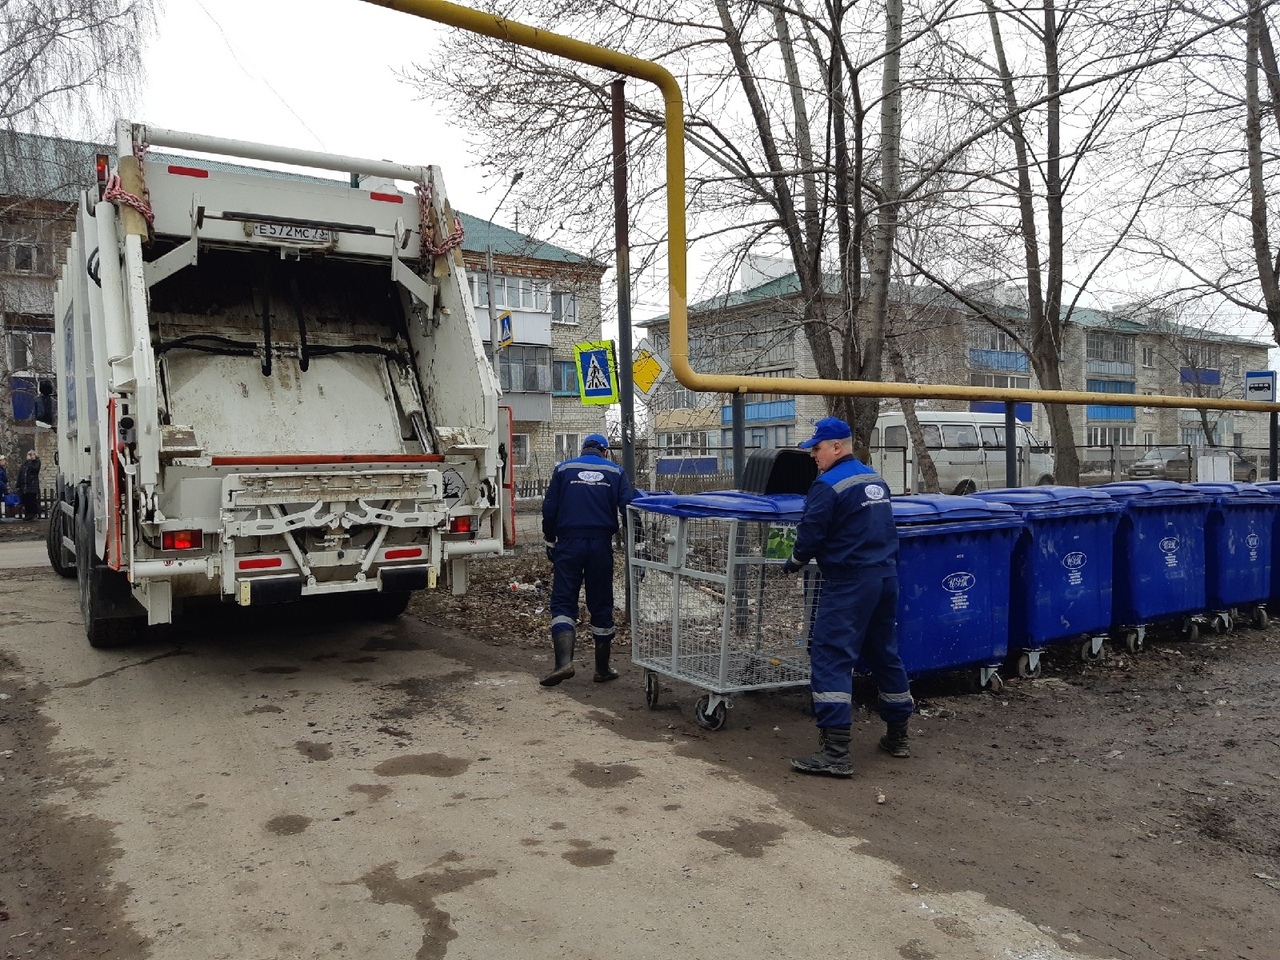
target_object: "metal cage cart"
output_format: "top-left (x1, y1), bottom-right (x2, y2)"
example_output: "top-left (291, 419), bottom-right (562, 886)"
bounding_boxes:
top-left (628, 492), bottom-right (813, 730)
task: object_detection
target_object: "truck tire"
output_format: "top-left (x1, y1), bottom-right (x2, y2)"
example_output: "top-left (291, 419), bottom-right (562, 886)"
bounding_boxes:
top-left (364, 590), bottom-right (412, 621)
top-left (75, 498), bottom-right (138, 649)
top-left (47, 498), bottom-right (76, 579)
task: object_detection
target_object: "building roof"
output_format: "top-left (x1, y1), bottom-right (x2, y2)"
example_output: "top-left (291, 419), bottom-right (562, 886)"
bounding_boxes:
top-left (1, 128), bottom-right (596, 265)
top-left (643, 267), bottom-right (1271, 348)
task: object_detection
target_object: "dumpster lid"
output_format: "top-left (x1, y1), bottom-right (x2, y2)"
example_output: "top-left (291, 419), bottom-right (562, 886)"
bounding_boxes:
top-left (633, 490), bottom-right (806, 521)
top-left (1186, 481), bottom-right (1273, 500)
top-left (971, 485), bottom-right (1120, 511)
top-left (891, 493), bottom-right (1020, 524)
top-left (1093, 480), bottom-right (1208, 503)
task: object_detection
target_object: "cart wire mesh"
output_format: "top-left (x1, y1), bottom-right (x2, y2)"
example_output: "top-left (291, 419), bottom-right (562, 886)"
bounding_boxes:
top-left (628, 505), bottom-right (812, 696)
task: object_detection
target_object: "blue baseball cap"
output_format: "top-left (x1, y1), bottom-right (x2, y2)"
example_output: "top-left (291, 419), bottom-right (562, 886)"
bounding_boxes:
top-left (798, 417), bottom-right (852, 450)
top-left (583, 433), bottom-right (610, 452)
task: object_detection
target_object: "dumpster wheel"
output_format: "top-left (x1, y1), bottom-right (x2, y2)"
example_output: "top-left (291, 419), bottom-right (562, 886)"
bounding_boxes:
top-left (644, 670), bottom-right (660, 708)
top-left (694, 694), bottom-right (728, 731)
top-left (1015, 653), bottom-right (1042, 680)
top-left (1079, 637), bottom-right (1107, 663)
top-left (1252, 606), bottom-right (1269, 630)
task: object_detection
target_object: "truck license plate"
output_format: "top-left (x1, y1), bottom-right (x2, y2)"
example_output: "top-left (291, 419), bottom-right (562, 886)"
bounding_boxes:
top-left (252, 222), bottom-right (333, 244)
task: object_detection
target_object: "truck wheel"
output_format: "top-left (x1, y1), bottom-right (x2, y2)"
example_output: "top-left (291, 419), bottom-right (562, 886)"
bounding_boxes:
top-left (75, 501), bottom-right (137, 649)
top-left (364, 590), bottom-right (412, 621)
top-left (46, 499), bottom-right (76, 579)
top-left (953, 480), bottom-right (978, 496)
top-left (1036, 475), bottom-right (1056, 486)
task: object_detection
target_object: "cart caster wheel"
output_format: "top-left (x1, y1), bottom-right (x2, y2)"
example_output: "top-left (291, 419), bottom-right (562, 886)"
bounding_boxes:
top-left (1016, 653), bottom-right (1041, 680)
top-left (1080, 638), bottom-right (1105, 662)
top-left (985, 672), bottom-right (1004, 693)
top-left (694, 695), bottom-right (727, 731)
top-left (1182, 621), bottom-right (1200, 642)
top-left (644, 670), bottom-right (660, 709)
top-left (1254, 607), bottom-right (1269, 630)
top-left (1212, 613), bottom-right (1230, 635)
top-left (1123, 630), bottom-right (1143, 654)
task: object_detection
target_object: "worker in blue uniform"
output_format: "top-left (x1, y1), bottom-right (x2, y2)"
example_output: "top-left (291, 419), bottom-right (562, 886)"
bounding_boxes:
top-left (541, 434), bottom-right (635, 687)
top-left (782, 417), bottom-right (914, 777)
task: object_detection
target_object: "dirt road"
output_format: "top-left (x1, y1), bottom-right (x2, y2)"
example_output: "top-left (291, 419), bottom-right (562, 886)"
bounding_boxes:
top-left (1, 541), bottom-right (1277, 960)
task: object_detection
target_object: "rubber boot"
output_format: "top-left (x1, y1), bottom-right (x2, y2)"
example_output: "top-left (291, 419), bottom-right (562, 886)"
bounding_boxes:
top-left (790, 725), bottom-right (853, 777)
top-left (878, 719), bottom-right (910, 758)
top-left (593, 639), bottom-right (619, 683)
top-left (540, 630), bottom-right (576, 686)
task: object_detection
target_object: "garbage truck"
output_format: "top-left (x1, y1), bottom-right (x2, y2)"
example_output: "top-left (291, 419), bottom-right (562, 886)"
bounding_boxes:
top-left (48, 120), bottom-right (506, 647)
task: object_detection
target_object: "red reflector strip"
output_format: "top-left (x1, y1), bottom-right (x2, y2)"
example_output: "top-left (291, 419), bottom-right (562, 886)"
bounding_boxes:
top-left (238, 556), bottom-right (284, 570)
top-left (167, 165), bottom-right (210, 178)
top-left (384, 547), bottom-right (423, 560)
top-left (369, 191), bottom-right (404, 203)
top-left (161, 529), bottom-right (202, 550)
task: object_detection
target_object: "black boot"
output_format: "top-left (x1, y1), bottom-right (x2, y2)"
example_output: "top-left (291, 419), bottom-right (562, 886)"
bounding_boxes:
top-left (540, 630), bottom-right (576, 686)
top-left (878, 719), bottom-right (910, 758)
top-left (790, 726), bottom-right (853, 777)
top-left (593, 639), bottom-right (619, 683)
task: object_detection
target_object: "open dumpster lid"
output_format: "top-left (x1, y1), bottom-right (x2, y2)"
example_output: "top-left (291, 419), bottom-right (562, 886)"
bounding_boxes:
top-left (891, 494), bottom-right (1020, 525)
top-left (632, 491), bottom-right (806, 521)
top-left (1093, 480), bottom-right (1209, 503)
top-left (970, 485), bottom-right (1121, 512)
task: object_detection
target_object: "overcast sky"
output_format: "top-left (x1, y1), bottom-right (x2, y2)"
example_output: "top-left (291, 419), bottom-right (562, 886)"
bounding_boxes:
top-left (138, 0), bottom-right (496, 220)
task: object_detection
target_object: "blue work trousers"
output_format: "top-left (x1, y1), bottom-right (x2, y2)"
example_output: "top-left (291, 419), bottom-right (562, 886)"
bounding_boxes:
top-left (549, 537), bottom-right (615, 643)
top-left (809, 574), bottom-right (913, 728)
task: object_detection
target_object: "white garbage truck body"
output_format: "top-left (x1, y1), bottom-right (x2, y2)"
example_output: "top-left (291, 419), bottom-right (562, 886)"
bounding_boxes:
top-left (49, 120), bottom-right (505, 646)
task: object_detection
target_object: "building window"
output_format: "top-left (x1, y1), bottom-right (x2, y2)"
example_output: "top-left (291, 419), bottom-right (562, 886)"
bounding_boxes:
top-left (1143, 432), bottom-right (1155, 447)
top-left (551, 291), bottom-right (576, 324)
top-left (970, 373), bottom-right (1031, 390)
top-left (499, 345), bottom-right (551, 393)
top-left (555, 433), bottom-right (580, 461)
top-left (510, 433), bottom-right (531, 467)
top-left (552, 360), bottom-right (578, 396)
top-left (1142, 347), bottom-right (1155, 367)
top-left (1181, 425), bottom-right (1218, 447)
top-left (1231, 355), bottom-right (1241, 376)
top-left (5, 327), bottom-right (53, 373)
top-left (1087, 426), bottom-right (1135, 445)
top-left (1086, 331), bottom-right (1134, 364)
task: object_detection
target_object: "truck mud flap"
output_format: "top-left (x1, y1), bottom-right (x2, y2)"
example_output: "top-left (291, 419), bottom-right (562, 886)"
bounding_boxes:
top-left (237, 576), bottom-right (305, 606)
top-left (91, 565), bottom-right (147, 620)
top-left (379, 566), bottom-right (431, 592)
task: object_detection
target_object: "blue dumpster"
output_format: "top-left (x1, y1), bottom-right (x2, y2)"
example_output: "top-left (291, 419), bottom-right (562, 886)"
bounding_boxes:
top-left (1094, 480), bottom-right (1210, 643)
top-left (891, 495), bottom-right (1023, 691)
top-left (970, 486), bottom-right (1123, 672)
top-left (1255, 481), bottom-right (1280, 613)
top-left (1188, 482), bottom-right (1276, 631)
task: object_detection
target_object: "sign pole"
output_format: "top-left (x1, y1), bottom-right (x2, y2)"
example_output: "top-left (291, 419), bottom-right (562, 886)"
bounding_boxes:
top-left (612, 79), bottom-right (636, 487)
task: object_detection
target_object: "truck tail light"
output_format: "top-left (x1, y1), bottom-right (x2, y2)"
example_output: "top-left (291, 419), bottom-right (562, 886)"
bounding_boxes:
top-left (96, 154), bottom-right (109, 199)
top-left (161, 529), bottom-right (201, 550)
top-left (449, 516), bottom-right (472, 534)
top-left (238, 556), bottom-right (284, 570)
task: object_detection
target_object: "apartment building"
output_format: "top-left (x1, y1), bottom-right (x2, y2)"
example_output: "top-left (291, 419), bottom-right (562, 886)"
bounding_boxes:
top-left (639, 269), bottom-right (1272, 465)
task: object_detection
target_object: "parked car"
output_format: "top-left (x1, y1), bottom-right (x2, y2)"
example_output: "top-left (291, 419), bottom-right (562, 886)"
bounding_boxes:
top-left (1126, 447), bottom-right (1259, 482)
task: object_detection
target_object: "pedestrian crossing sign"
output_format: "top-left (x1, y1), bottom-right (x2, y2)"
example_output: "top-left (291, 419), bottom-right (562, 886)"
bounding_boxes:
top-left (498, 311), bottom-right (513, 349)
top-left (574, 341), bottom-right (619, 406)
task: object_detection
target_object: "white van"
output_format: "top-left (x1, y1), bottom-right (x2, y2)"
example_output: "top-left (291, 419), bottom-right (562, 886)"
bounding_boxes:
top-left (869, 411), bottom-right (1055, 495)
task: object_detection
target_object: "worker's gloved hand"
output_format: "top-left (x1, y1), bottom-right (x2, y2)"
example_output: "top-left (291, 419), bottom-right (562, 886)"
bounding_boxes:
top-left (781, 556), bottom-right (803, 574)
top-left (545, 540), bottom-right (556, 563)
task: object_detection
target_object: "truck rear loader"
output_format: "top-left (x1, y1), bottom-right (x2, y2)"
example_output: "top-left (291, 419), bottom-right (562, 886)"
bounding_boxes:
top-left (49, 120), bottom-right (506, 646)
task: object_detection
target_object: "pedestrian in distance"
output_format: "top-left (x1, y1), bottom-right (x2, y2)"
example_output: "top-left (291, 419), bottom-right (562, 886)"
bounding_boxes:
top-left (540, 433), bottom-right (636, 687)
top-left (17, 450), bottom-right (41, 522)
top-left (782, 417), bottom-right (914, 777)
top-left (0, 456), bottom-right (8, 519)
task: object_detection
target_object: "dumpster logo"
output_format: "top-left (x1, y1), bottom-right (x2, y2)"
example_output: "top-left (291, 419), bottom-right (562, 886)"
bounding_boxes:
top-left (942, 571), bottom-right (975, 611)
top-left (1159, 536), bottom-right (1180, 569)
top-left (1247, 532), bottom-right (1261, 561)
top-left (1063, 551), bottom-right (1087, 587)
